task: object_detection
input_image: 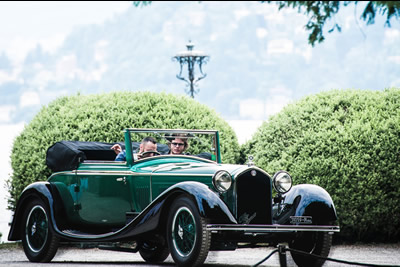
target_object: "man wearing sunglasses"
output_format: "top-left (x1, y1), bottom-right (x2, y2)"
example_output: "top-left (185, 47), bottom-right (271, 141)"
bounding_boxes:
top-left (167, 134), bottom-right (189, 155)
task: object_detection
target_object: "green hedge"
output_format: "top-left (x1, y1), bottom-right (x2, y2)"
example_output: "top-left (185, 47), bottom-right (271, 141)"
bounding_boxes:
top-left (243, 88), bottom-right (400, 242)
top-left (8, 91), bottom-right (240, 210)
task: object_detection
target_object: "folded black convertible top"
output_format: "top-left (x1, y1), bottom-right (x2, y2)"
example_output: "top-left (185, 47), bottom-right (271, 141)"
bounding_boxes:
top-left (46, 141), bottom-right (170, 172)
top-left (45, 141), bottom-right (121, 172)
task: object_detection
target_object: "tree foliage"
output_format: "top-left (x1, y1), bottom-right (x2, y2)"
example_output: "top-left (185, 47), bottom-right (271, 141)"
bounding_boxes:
top-left (133, 1), bottom-right (152, 8)
top-left (133, 1), bottom-right (400, 46)
top-left (266, 1), bottom-right (400, 46)
top-left (243, 88), bottom-right (400, 242)
top-left (7, 91), bottom-right (240, 211)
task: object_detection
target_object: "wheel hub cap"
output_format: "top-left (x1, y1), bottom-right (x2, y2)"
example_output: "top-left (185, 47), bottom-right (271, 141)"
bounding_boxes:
top-left (178, 224), bottom-right (184, 239)
top-left (31, 222), bottom-right (37, 235)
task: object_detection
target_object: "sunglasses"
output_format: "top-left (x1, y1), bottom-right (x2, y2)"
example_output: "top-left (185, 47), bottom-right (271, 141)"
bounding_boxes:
top-left (171, 142), bottom-right (185, 147)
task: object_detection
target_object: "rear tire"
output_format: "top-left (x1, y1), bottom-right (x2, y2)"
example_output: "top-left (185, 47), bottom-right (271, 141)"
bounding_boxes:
top-left (167, 196), bottom-right (211, 267)
top-left (139, 241), bottom-right (169, 263)
top-left (21, 198), bottom-right (59, 262)
top-left (289, 231), bottom-right (332, 267)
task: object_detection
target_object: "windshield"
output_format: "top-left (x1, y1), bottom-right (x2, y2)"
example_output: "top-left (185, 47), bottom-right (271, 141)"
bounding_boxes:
top-left (124, 129), bottom-right (221, 163)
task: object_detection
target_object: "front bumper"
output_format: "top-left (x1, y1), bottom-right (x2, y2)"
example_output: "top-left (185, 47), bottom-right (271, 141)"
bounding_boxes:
top-left (207, 224), bottom-right (340, 234)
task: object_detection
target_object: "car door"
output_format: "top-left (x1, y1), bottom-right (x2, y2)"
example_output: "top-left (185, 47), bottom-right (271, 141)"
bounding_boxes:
top-left (75, 172), bottom-right (134, 228)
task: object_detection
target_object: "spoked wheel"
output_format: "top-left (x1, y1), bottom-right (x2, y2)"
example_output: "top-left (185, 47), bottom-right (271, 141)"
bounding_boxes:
top-left (167, 196), bottom-right (211, 267)
top-left (289, 231), bottom-right (332, 267)
top-left (139, 241), bottom-right (169, 263)
top-left (21, 198), bottom-right (59, 262)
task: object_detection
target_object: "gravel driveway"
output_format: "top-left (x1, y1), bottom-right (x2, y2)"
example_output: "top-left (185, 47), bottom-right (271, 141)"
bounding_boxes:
top-left (1, 243), bottom-right (400, 266)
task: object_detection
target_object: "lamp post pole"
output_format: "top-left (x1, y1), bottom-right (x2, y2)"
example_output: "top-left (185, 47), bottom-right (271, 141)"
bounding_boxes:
top-left (173, 41), bottom-right (209, 98)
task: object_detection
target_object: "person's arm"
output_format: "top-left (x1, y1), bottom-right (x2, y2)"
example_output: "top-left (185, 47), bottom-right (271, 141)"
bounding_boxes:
top-left (115, 150), bottom-right (126, 161)
top-left (111, 144), bottom-right (122, 154)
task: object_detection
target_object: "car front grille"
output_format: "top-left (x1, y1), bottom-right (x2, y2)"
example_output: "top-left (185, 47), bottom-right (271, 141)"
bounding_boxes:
top-left (235, 169), bottom-right (272, 224)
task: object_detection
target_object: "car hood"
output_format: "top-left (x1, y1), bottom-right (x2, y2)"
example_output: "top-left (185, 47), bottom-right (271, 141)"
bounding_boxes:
top-left (131, 156), bottom-right (247, 177)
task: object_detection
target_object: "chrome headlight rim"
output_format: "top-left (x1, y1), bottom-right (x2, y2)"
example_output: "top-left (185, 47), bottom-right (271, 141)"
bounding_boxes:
top-left (212, 170), bottom-right (232, 193)
top-left (272, 170), bottom-right (292, 194)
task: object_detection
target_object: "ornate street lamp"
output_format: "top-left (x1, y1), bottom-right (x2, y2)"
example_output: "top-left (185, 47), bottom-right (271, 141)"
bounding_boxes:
top-left (173, 41), bottom-right (210, 98)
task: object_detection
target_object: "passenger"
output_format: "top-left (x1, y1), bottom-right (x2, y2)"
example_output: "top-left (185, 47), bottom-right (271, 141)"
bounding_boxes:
top-left (111, 136), bottom-right (158, 161)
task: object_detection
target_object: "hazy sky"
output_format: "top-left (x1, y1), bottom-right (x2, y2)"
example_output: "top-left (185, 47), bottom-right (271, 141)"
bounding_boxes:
top-left (0, 1), bottom-right (131, 63)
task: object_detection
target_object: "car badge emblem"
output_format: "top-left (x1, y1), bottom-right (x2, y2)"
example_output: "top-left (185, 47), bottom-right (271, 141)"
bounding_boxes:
top-left (247, 155), bottom-right (255, 167)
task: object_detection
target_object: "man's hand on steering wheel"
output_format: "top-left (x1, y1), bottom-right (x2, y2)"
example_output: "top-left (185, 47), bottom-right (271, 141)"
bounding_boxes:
top-left (139, 150), bottom-right (160, 159)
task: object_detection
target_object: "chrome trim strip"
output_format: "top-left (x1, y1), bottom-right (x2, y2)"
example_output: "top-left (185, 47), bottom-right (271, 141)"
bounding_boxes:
top-left (63, 170), bottom-right (212, 177)
top-left (81, 161), bottom-right (126, 165)
top-left (206, 224), bottom-right (340, 233)
top-left (74, 171), bottom-right (134, 176)
top-left (150, 173), bottom-right (211, 177)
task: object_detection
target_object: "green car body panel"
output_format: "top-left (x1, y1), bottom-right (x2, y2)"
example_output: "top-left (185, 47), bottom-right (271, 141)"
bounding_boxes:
top-left (48, 156), bottom-right (244, 228)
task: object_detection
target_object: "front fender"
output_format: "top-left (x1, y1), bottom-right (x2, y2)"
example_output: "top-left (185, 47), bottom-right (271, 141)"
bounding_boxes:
top-left (130, 181), bottom-right (237, 233)
top-left (166, 181), bottom-right (237, 224)
top-left (275, 184), bottom-right (338, 225)
top-left (8, 182), bottom-right (57, 241)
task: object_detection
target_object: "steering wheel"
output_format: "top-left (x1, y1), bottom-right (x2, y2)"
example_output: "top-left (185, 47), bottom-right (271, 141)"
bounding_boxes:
top-left (139, 151), bottom-right (161, 159)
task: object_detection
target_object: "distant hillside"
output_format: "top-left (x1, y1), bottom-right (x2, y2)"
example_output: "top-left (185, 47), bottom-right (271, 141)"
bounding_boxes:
top-left (0, 1), bottom-right (397, 124)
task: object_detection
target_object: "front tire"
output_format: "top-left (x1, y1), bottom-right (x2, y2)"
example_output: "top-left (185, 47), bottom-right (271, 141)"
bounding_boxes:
top-left (289, 231), bottom-right (332, 267)
top-left (21, 198), bottom-right (59, 262)
top-left (167, 196), bottom-right (211, 267)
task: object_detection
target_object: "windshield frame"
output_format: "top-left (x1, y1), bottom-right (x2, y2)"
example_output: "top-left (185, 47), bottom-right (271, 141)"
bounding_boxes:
top-left (123, 128), bottom-right (221, 166)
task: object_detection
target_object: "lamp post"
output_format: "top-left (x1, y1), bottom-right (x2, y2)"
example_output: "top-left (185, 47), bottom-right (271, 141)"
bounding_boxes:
top-left (173, 41), bottom-right (209, 98)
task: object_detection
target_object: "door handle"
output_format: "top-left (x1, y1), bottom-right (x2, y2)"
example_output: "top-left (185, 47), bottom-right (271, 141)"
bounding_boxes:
top-left (116, 177), bottom-right (127, 184)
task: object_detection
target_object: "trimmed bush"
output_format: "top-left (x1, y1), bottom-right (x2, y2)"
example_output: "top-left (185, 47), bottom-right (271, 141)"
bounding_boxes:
top-left (243, 88), bottom-right (400, 242)
top-left (8, 91), bottom-right (240, 210)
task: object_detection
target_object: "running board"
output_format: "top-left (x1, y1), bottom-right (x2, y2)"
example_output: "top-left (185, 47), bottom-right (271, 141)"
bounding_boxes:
top-left (98, 243), bottom-right (139, 253)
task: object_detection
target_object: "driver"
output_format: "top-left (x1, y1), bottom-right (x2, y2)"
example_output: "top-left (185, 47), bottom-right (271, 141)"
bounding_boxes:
top-left (111, 136), bottom-right (158, 161)
top-left (167, 134), bottom-right (189, 155)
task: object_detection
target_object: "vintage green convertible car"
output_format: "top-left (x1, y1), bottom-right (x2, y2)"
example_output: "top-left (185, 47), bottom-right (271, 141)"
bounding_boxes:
top-left (8, 128), bottom-right (339, 267)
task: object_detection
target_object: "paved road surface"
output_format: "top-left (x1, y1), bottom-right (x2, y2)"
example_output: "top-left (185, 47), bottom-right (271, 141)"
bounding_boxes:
top-left (1, 243), bottom-right (399, 266)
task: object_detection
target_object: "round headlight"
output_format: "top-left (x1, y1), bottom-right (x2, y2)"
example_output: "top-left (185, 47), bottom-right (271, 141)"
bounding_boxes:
top-left (212, 170), bottom-right (232, 193)
top-left (273, 171), bottom-right (292, 194)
